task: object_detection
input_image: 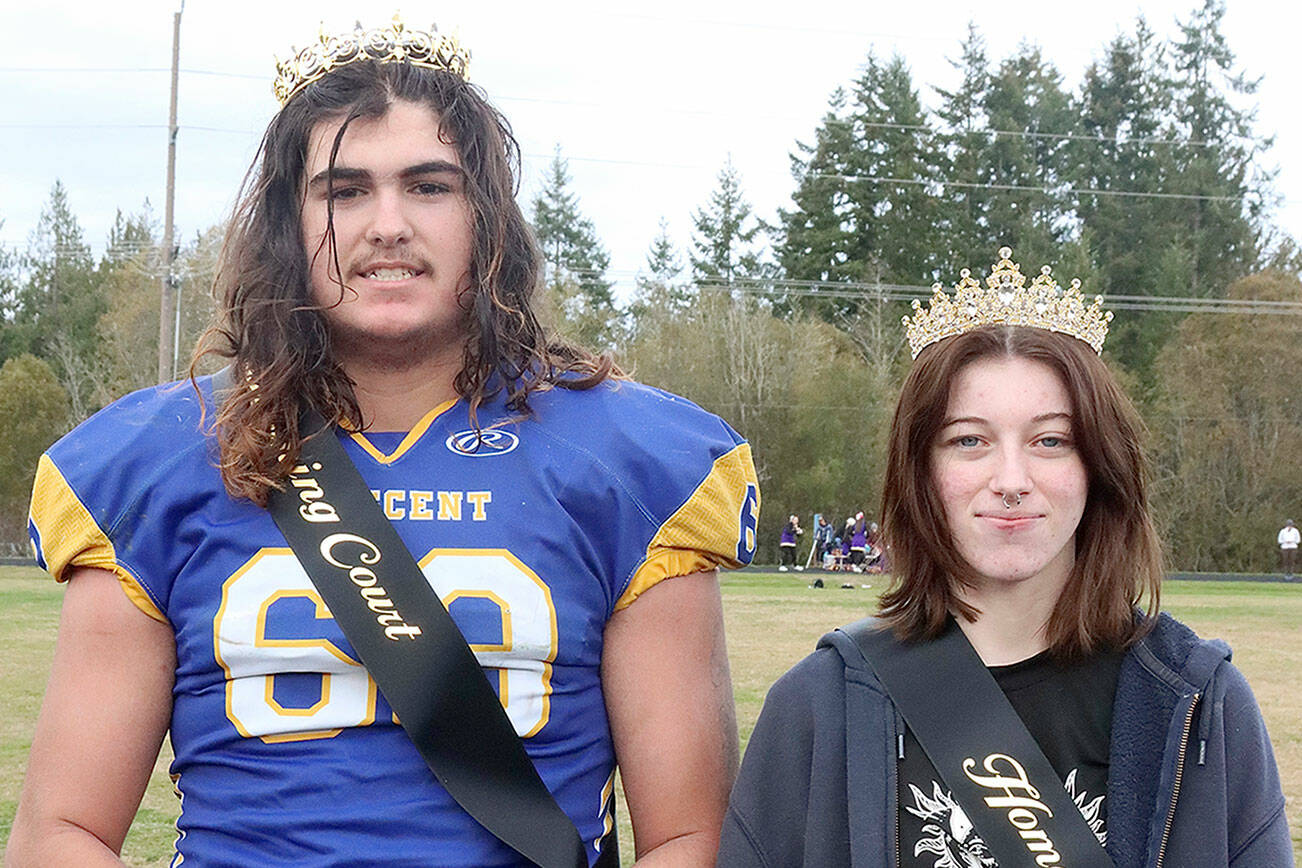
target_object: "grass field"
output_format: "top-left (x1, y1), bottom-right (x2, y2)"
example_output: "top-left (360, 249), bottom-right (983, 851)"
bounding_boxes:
top-left (2, 565), bottom-right (1298, 863)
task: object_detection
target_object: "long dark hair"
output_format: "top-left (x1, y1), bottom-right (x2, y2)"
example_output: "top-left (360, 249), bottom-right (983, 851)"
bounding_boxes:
top-left (194, 60), bottom-right (615, 504)
top-left (878, 325), bottom-right (1162, 657)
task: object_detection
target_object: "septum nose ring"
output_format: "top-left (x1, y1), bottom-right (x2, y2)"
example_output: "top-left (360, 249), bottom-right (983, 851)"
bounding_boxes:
top-left (1002, 492), bottom-right (1022, 510)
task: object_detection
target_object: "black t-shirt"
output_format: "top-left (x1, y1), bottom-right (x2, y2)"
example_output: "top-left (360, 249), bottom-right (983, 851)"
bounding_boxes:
top-left (897, 648), bottom-right (1123, 867)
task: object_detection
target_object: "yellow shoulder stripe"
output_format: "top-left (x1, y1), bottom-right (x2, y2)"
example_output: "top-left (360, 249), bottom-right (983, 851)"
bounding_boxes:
top-left (28, 454), bottom-right (168, 624)
top-left (616, 442), bottom-right (759, 611)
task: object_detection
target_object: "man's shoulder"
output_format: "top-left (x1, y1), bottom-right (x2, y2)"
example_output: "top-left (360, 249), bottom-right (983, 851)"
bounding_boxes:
top-left (515, 379), bottom-right (759, 574)
top-left (531, 377), bottom-right (724, 420)
top-left (45, 377), bottom-right (216, 488)
top-left (526, 378), bottom-right (745, 455)
top-left (30, 376), bottom-right (225, 587)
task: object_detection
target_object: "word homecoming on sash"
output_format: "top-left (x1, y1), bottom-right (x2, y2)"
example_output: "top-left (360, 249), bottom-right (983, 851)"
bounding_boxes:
top-left (289, 462), bottom-right (423, 642)
top-left (962, 753), bottom-right (1063, 867)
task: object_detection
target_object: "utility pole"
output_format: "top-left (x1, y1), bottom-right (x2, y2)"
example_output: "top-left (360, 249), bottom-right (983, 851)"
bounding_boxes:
top-left (157, 3), bottom-right (183, 383)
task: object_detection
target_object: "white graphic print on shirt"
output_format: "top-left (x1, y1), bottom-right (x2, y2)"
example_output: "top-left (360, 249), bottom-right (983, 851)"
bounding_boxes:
top-left (904, 768), bottom-right (1105, 868)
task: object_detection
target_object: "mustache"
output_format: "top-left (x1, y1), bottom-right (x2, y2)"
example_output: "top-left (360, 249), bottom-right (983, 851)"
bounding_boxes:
top-left (349, 255), bottom-right (433, 275)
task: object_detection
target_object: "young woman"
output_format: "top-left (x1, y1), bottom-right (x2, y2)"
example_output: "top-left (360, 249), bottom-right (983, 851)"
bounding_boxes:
top-left (718, 251), bottom-right (1292, 867)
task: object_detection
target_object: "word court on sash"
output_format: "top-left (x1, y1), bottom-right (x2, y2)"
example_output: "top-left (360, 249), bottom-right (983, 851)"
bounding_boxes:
top-left (962, 753), bottom-right (1064, 867)
top-left (287, 462), bottom-right (423, 642)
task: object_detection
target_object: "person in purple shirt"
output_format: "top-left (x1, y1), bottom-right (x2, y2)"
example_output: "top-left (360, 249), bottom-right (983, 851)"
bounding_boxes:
top-left (848, 513), bottom-right (868, 571)
top-left (778, 515), bottom-right (803, 571)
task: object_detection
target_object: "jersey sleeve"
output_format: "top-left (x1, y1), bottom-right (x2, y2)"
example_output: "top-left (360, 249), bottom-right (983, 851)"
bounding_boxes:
top-left (537, 381), bottom-right (761, 612)
top-left (618, 434), bottom-right (758, 611)
top-left (27, 381), bottom-right (217, 623)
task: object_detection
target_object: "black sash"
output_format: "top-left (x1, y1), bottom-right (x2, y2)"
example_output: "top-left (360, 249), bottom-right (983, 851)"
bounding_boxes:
top-left (844, 617), bottom-right (1114, 868)
top-left (258, 400), bottom-right (605, 868)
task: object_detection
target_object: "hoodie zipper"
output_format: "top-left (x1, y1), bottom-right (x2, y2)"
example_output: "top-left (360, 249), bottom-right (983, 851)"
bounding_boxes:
top-left (1154, 692), bottom-right (1200, 868)
top-left (891, 709), bottom-right (905, 867)
top-left (896, 799), bottom-right (901, 868)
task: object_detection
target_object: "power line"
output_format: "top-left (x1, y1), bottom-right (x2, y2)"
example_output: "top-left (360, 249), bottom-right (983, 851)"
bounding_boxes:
top-left (688, 279), bottom-right (1302, 315)
top-left (521, 152), bottom-right (1264, 204)
top-left (803, 172), bottom-right (1249, 203)
top-left (540, 268), bottom-right (1302, 316)
top-left (503, 94), bottom-right (1238, 149)
top-left (0, 66), bottom-right (264, 80)
top-left (0, 123), bottom-right (252, 133)
top-left (0, 67), bottom-right (1257, 150)
top-left (802, 117), bottom-right (1237, 149)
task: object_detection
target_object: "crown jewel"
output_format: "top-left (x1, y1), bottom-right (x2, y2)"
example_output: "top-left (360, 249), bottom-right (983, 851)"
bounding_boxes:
top-left (273, 16), bottom-right (471, 107)
top-left (902, 247), bottom-right (1112, 359)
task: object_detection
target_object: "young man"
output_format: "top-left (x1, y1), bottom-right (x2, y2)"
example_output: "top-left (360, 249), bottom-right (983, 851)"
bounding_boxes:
top-left (8, 20), bottom-right (759, 867)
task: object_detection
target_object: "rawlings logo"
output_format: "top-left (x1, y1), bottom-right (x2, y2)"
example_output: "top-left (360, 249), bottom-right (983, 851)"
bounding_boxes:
top-left (445, 428), bottom-right (519, 457)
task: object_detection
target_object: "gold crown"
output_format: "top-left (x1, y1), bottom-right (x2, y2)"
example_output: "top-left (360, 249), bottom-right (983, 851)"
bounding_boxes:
top-left (902, 246), bottom-right (1112, 359)
top-left (273, 16), bottom-right (471, 107)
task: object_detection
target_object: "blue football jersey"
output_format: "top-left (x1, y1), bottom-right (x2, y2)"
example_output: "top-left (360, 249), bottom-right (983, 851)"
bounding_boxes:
top-left (28, 375), bottom-right (760, 867)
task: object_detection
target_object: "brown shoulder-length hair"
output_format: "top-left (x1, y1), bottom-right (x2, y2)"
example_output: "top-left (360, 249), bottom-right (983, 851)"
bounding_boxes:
top-left (193, 60), bottom-right (616, 504)
top-left (877, 325), bottom-right (1162, 657)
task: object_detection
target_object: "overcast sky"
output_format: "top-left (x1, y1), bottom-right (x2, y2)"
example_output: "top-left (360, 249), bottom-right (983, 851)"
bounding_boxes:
top-left (3, 0), bottom-right (1298, 298)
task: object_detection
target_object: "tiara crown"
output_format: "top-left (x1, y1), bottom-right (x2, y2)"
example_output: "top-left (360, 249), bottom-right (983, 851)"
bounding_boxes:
top-left (902, 247), bottom-right (1112, 359)
top-left (273, 16), bottom-right (471, 107)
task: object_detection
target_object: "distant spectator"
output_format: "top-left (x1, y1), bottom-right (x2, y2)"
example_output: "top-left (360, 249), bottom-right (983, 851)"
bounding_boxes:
top-left (1278, 519), bottom-right (1300, 579)
top-left (812, 516), bottom-right (835, 566)
top-left (848, 513), bottom-right (868, 571)
top-left (779, 515), bottom-right (803, 572)
top-left (864, 521), bottom-right (884, 573)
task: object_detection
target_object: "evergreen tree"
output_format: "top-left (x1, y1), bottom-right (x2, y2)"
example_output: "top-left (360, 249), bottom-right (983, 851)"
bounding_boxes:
top-left (530, 147), bottom-right (616, 347)
top-left (690, 157), bottom-right (763, 286)
top-left (1069, 5), bottom-right (1272, 382)
top-left (776, 88), bottom-right (862, 317)
top-left (643, 218), bottom-right (684, 285)
top-left (627, 219), bottom-right (691, 344)
top-left (777, 56), bottom-right (938, 332)
top-left (980, 44), bottom-right (1074, 265)
top-left (832, 54), bottom-right (944, 372)
top-left (101, 206), bottom-right (157, 273)
top-left (636, 219), bottom-right (691, 308)
top-left (1167, 0), bottom-right (1266, 295)
top-left (1070, 19), bottom-right (1181, 378)
top-left (4, 183), bottom-right (104, 395)
top-left (934, 24), bottom-right (994, 272)
top-left (778, 90), bottom-right (856, 280)
top-left (850, 54), bottom-right (944, 285)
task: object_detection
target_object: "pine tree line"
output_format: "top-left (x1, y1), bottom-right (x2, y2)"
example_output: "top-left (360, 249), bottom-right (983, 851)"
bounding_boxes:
top-left (534, 3), bottom-right (1295, 383)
